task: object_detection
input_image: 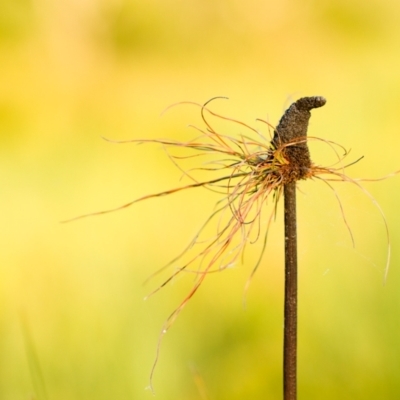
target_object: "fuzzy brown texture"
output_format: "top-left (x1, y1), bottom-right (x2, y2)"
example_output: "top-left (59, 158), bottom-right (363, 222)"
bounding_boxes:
top-left (271, 96), bottom-right (326, 183)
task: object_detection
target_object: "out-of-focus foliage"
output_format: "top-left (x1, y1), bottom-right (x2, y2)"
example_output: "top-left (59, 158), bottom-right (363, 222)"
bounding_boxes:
top-left (1, 0), bottom-right (400, 399)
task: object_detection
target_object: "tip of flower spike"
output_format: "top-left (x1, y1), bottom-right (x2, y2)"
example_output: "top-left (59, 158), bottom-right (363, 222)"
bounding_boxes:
top-left (295, 96), bottom-right (326, 111)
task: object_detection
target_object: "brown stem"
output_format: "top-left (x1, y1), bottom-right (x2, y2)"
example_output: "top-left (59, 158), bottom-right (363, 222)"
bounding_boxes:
top-left (273, 97), bottom-right (325, 399)
top-left (283, 181), bottom-right (298, 400)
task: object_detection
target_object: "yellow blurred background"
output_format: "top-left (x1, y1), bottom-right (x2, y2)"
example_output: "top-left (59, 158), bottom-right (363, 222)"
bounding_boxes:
top-left (2, 0), bottom-right (400, 399)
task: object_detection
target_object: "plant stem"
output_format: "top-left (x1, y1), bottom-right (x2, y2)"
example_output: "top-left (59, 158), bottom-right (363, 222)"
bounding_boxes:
top-left (273, 96), bottom-right (325, 399)
top-left (283, 181), bottom-right (297, 400)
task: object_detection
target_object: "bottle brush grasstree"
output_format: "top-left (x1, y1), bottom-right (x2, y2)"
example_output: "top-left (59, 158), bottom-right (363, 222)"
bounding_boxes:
top-left (64, 95), bottom-right (394, 398)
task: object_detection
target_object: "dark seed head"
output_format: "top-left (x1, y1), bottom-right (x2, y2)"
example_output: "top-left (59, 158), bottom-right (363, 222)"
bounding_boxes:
top-left (272, 96), bottom-right (327, 147)
top-left (270, 96), bottom-right (326, 182)
top-left (295, 96), bottom-right (326, 111)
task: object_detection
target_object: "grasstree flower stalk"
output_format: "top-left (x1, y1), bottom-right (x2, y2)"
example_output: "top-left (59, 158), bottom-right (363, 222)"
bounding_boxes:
top-left (64, 95), bottom-right (395, 397)
top-left (272, 96), bottom-right (326, 400)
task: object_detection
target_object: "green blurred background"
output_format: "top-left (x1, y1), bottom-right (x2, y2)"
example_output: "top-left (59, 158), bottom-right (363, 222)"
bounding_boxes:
top-left (2, 0), bottom-right (400, 399)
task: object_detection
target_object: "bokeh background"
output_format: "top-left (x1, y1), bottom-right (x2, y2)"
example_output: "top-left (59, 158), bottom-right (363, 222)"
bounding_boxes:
top-left (2, 0), bottom-right (400, 399)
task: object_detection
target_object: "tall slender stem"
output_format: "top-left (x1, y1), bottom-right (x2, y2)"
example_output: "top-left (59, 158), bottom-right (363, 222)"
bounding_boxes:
top-left (272, 96), bottom-right (325, 399)
top-left (283, 181), bottom-right (298, 400)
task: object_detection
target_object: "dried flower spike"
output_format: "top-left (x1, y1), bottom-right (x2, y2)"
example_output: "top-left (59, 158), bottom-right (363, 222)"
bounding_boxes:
top-left (275, 96), bottom-right (326, 400)
top-left (271, 96), bottom-right (326, 183)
